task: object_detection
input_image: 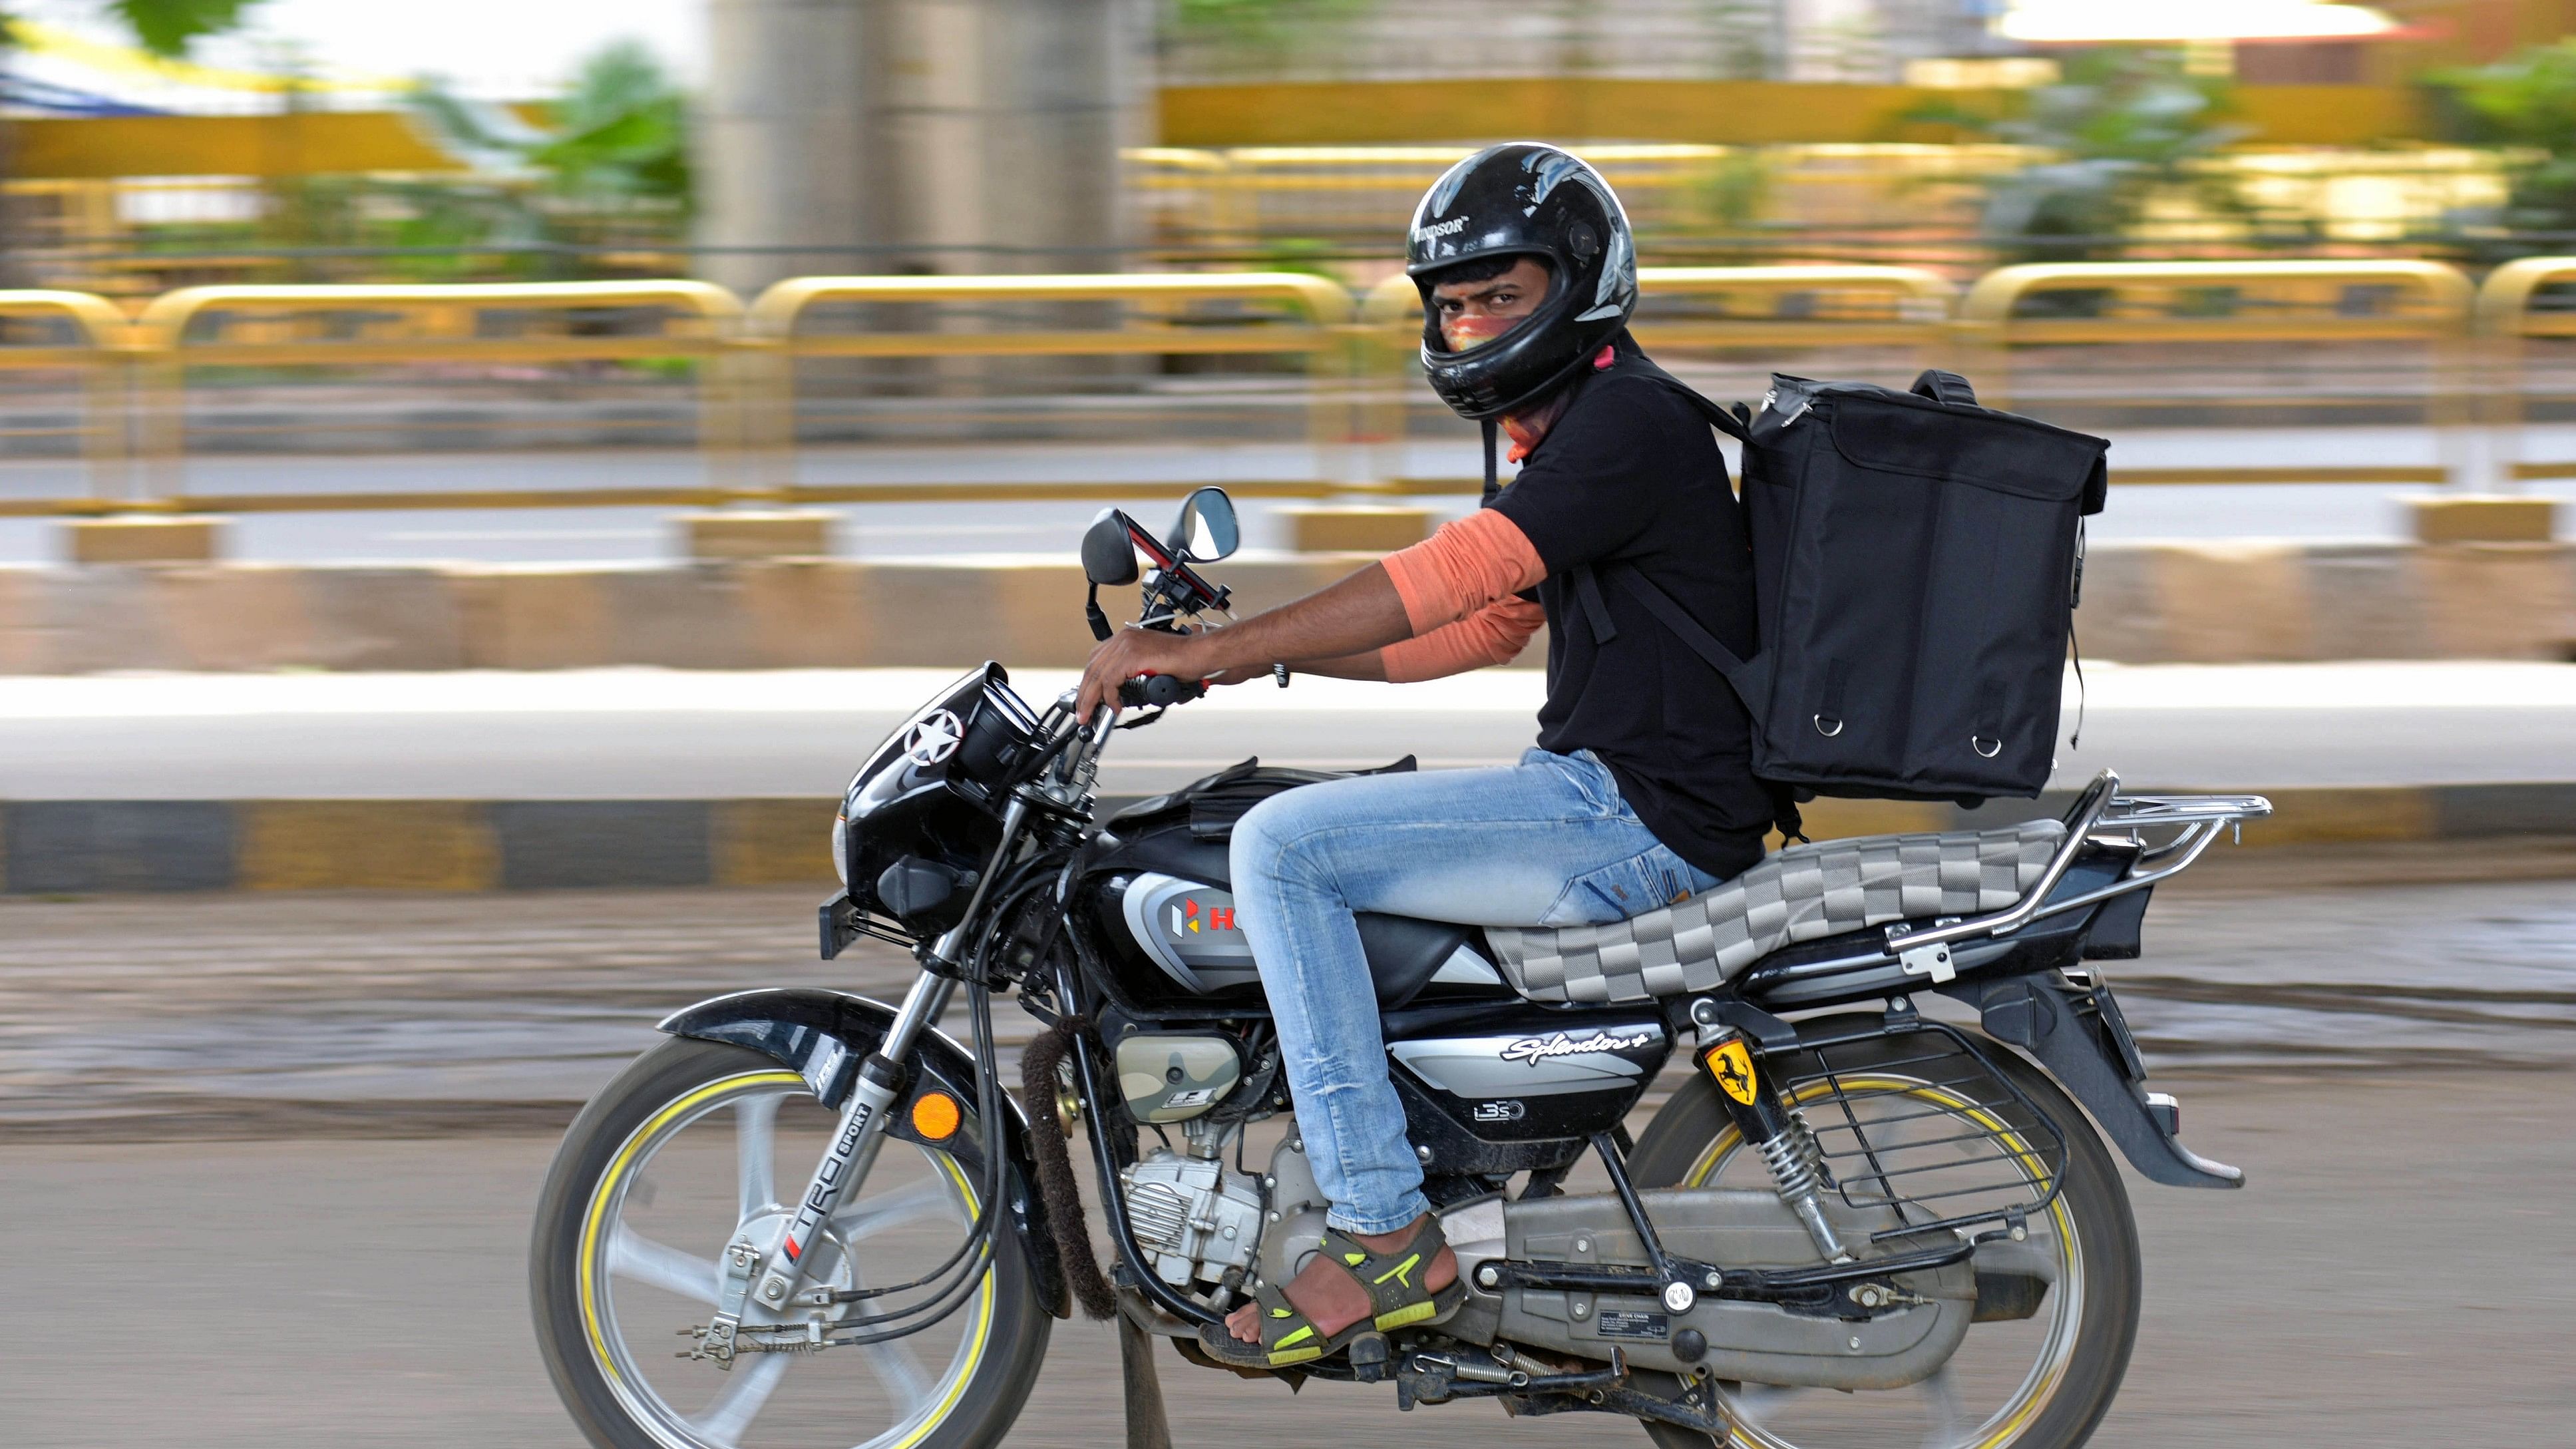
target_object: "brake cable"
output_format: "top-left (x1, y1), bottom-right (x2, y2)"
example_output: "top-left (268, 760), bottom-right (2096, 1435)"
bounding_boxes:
top-left (796, 869), bottom-right (1058, 1339)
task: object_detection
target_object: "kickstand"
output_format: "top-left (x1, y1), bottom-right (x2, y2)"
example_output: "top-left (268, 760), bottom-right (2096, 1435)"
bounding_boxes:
top-left (1119, 1314), bottom-right (1176, 1449)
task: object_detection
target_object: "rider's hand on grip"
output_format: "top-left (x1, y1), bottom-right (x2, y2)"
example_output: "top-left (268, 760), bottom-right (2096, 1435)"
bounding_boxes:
top-left (1119, 674), bottom-right (1205, 709)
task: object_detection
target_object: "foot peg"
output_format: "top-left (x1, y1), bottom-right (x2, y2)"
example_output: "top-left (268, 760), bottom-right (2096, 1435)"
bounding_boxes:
top-left (1346, 1332), bottom-right (1391, 1383)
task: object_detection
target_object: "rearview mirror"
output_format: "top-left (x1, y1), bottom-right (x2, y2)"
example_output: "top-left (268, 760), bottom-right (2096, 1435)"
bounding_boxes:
top-left (1081, 509), bottom-right (1141, 586)
top-left (1170, 487), bottom-right (1240, 563)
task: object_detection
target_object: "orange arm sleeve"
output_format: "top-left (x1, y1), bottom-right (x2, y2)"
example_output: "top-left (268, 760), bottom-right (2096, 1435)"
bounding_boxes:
top-left (1379, 509), bottom-right (1549, 636)
top-left (1379, 596), bottom-right (1546, 682)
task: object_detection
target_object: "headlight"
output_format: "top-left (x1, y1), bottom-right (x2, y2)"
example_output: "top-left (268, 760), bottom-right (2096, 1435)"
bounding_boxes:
top-left (831, 811), bottom-right (851, 887)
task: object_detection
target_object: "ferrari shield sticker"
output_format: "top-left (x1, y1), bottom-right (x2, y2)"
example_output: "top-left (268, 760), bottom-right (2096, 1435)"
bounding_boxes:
top-left (1706, 1040), bottom-right (1758, 1106)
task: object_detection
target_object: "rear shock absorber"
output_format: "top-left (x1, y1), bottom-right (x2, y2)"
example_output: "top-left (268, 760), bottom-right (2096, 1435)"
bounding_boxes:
top-left (1694, 1026), bottom-right (1852, 1263)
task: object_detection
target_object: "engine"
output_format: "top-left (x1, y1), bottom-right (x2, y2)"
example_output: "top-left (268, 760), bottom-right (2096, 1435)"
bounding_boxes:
top-left (1120, 1149), bottom-right (1266, 1291)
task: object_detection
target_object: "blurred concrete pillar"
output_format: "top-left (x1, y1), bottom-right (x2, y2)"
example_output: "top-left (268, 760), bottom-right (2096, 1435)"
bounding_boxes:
top-left (698, 0), bottom-right (871, 299)
top-left (698, 0), bottom-right (1145, 298)
top-left (862, 0), bottom-right (1145, 276)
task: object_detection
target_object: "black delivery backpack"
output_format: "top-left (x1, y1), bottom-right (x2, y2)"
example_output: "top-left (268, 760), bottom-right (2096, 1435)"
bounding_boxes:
top-left (1600, 367), bottom-right (2109, 806)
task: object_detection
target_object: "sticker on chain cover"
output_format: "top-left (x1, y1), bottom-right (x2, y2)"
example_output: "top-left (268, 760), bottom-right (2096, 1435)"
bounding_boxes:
top-left (1594, 1310), bottom-right (1669, 1341)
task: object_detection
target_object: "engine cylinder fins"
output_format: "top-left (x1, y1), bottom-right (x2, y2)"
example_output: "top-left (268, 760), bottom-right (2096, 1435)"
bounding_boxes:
top-left (1122, 1147), bottom-right (1267, 1290)
top-left (1125, 1178), bottom-right (1195, 1257)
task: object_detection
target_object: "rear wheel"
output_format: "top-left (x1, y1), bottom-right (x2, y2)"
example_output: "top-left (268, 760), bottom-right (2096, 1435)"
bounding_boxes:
top-left (530, 1037), bottom-right (1051, 1449)
top-left (1626, 1020), bottom-right (2140, 1449)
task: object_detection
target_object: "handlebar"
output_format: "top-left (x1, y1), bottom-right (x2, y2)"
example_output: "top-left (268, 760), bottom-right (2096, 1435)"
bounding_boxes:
top-left (1119, 674), bottom-right (1206, 709)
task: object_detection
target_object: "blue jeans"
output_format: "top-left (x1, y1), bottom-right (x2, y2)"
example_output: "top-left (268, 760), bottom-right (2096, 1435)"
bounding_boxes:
top-left (1227, 749), bottom-right (1723, 1234)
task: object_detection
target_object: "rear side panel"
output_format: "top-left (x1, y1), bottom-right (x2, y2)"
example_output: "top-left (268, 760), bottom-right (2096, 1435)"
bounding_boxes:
top-left (1382, 1001), bottom-right (1674, 1171)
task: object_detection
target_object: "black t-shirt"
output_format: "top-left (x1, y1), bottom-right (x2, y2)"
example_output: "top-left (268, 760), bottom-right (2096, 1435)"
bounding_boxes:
top-left (1489, 339), bottom-right (1774, 882)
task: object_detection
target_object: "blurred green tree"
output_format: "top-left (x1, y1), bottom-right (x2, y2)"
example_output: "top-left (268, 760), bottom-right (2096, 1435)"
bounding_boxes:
top-left (1904, 49), bottom-right (2245, 264)
top-left (2428, 41), bottom-right (2576, 244)
top-left (366, 41), bottom-right (690, 277)
top-left (1165, 0), bottom-right (1378, 77)
top-left (1170, 0), bottom-right (1372, 45)
top-left (104, 0), bottom-right (262, 57)
top-left (411, 41), bottom-right (691, 212)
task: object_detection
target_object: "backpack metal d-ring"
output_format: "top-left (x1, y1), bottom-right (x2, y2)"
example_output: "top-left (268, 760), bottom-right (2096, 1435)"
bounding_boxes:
top-left (1971, 734), bottom-right (2002, 758)
top-left (1814, 714), bottom-right (1844, 737)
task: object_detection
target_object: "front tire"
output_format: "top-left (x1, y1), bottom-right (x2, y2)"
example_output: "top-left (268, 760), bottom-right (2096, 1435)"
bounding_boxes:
top-left (531, 1037), bottom-right (1051, 1449)
top-left (1626, 1018), bottom-right (2141, 1449)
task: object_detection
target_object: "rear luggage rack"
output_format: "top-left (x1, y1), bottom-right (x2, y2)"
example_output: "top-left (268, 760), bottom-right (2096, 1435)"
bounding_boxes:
top-left (1769, 1014), bottom-right (2069, 1243)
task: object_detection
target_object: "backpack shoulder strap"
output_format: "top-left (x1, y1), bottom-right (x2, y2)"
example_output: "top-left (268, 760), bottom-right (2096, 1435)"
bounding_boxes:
top-left (1584, 560), bottom-right (1805, 845)
top-left (1641, 372), bottom-right (1751, 443)
top-left (1584, 561), bottom-right (1761, 712)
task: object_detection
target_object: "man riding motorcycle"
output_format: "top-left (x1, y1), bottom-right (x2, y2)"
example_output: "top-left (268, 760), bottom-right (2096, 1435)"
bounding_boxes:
top-left (1075, 142), bottom-right (1791, 1369)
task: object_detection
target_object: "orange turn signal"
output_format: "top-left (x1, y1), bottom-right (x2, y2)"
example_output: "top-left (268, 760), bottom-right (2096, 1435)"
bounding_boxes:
top-left (910, 1090), bottom-right (962, 1141)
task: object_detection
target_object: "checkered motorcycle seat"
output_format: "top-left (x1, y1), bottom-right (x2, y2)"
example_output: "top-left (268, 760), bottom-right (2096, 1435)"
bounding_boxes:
top-left (1485, 819), bottom-right (2066, 1004)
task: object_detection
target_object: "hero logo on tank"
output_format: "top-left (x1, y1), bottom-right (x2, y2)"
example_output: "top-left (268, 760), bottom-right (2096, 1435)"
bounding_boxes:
top-left (1499, 1028), bottom-right (1658, 1065)
top-left (1167, 897), bottom-right (1238, 938)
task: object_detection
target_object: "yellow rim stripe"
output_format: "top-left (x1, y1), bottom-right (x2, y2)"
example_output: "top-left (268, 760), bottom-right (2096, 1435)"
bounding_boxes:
top-left (1686, 1074), bottom-right (2082, 1449)
top-left (895, 1151), bottom-right (997, 1449)
top-left (578, 1071), bottom-right (803, 1384)
top-left (574, 1068), bottom-right (999, 1449)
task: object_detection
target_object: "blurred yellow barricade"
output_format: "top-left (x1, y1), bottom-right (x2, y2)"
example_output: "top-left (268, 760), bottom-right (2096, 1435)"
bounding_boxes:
top-left (127, 281), bottom-right (745, 509)
top-left (2474, 257), bottom-right (2576, 485)
top-left (1958, 260), bottom-right (2476, 486)
top-left (0, 290), bottom-right (133, 511)
top-left (741, 272), bottom-right (1358, 497)
top-left (1, 260), bottom-right (2563, 528)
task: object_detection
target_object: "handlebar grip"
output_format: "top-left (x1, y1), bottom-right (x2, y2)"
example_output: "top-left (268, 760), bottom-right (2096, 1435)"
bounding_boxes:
top-left (1119, 673), bottom-right (1205, 708)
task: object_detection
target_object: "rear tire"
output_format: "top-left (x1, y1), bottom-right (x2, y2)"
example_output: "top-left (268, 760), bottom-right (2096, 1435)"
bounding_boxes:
top-left (530, 1036), bottom-right (1051, 1449)
top-left (1625, 1018), bottom-right (2141, 1449)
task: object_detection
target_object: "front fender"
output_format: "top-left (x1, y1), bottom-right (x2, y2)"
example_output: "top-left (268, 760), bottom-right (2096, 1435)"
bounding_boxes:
top-left (658, 987), bottom-right (1069, 1318)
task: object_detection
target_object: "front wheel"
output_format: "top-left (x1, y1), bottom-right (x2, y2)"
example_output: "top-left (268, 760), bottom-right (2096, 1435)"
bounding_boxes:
top-left (530, 1037), bottom-right (1051, 1449)
top-left (1626, 1018), bottom-right (2142, 1449)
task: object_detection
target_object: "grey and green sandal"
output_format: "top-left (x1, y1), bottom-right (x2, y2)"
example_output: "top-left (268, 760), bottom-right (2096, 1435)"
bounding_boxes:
top-left (1197, 1217), bottom-right (1465, 1369)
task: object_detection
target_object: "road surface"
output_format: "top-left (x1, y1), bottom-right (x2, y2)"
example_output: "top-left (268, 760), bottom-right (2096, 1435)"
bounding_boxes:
top-left (0, 863), bottom-right (2569, 1445)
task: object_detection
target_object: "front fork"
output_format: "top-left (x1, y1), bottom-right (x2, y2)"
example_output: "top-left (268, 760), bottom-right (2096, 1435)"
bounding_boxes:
top-left (707, 791), bottom-right (1040, 1366)
top-left (701, 969), bottom-right (956, 1366)
top-left (707, 705), bottom-right (1105, 1364)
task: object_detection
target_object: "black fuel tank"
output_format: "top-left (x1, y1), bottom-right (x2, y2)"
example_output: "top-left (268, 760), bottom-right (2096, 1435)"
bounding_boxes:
top-left (1088, 863), bottom-right (1511, 1012)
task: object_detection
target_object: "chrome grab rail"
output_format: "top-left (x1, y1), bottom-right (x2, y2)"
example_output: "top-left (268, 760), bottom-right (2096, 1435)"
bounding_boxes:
top-left (1877, 771), bottom-right (2274, 964)
top-left (1880, 769), bottom-right (2120, 960)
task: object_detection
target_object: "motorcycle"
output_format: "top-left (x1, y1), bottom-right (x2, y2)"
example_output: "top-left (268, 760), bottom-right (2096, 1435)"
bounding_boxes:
top-left (530, 487), bottom-right (2264, 1449)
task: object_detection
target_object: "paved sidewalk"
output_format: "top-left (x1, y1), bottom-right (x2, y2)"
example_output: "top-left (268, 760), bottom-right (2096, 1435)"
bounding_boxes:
top-left (1, 661), bottom-right (2569, 801)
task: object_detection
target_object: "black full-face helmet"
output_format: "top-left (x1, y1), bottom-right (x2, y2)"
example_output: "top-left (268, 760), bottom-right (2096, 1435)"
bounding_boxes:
top-left (1406, 142), bottom-right (1638, 420)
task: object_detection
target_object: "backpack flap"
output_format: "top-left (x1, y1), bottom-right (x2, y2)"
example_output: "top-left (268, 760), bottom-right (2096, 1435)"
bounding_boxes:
top-left (1825, 398), bottom-right (2106, 502)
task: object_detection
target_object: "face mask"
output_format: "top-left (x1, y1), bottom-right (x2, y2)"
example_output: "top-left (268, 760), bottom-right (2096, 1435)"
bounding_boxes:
top-left (1441, 311), bottom-right (1525, 352)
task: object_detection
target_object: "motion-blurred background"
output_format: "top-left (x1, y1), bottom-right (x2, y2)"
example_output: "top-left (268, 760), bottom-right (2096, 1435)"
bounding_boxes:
top-left (0, 2), bottom-right (2567, 1446)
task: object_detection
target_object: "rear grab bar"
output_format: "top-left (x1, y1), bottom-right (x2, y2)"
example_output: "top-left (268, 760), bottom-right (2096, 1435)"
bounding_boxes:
top-left (1879, 769), bottom-right (2272, 970)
